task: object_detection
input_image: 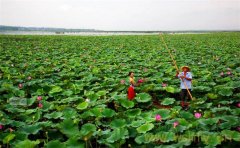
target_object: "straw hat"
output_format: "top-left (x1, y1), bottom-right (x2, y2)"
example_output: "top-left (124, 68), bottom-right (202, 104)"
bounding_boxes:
top-left (181, 66), bottom-right (190, 71)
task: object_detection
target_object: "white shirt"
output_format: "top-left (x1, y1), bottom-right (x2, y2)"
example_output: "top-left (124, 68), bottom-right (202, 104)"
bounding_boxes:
top-left (178, 72), bottom-right (192, 89)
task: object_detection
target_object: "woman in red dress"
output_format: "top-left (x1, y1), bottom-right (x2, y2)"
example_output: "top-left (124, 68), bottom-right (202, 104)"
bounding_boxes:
top-left (128, 72), bottom-right (143, 100)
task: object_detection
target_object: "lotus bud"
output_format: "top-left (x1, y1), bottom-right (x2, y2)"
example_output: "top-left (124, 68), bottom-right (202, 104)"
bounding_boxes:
top-left (18, 83), bottom-right (23, 89)
top-left (120, 79), bottom-right (125, 84)
top-left (194, 112), bottom-right (202, 119)
top-left (173, 121), bottom-right (179, 128)
top-left (237, 102), bottom-right (240, 108)
top-left (162, 83), bottom-right (167, 87)
top-left (38, 103), bottom-right (43, 108)
top-left (220, 72), bottom-right (224, 77)
top-left (155, 114), bottom-right (162, 121)
top-left (37, 96), bottom-right (42, 101)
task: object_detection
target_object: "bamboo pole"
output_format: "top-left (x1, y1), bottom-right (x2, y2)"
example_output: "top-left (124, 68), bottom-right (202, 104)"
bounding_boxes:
top-left (160, 34), bottom-right (193, 100)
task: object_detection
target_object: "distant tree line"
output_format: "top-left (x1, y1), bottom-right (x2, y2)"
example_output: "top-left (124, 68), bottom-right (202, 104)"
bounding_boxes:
top-left (0, 25), bottom-right (98, 32)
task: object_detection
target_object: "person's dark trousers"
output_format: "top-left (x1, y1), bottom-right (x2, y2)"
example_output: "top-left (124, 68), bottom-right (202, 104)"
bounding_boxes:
top-left (180, 89), bottom-right (192, 107)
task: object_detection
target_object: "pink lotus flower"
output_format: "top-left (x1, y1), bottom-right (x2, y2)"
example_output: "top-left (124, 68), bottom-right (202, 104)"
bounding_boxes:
top-left (162, 83), bottom-right (167, 87)
top-left (173, 121), bottom-right (179, 128)
top-left (38, 103), bottom-right (43, 108)
top-left (27, 76), bottom-right (32, 80)
top-left (0, 124), bottom-right (3, 130)
top-left (120, 80), bottom-right (125, 84)
top-left (155, 114), bottom-right (162, 121)
top-left (237, 102), bottom-right (240, 108)
top-left (227, 71), bottom-right (232, 75)
top-left (220, 72), bottom-right (224, 77)
top-left (227, 68), bottom-right (231, 71)
top-left (18, 83), bottom-right (23, 89)
top-left (37, 96), bottom-right (42, 101)
top-left (194, 112), bottom-right (202, 119)
top-left (138, 79), bottom-right (144, 83)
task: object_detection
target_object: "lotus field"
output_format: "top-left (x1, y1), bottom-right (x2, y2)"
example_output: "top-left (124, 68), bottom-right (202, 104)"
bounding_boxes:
top-left (0, 33), bottom-right (240, 148)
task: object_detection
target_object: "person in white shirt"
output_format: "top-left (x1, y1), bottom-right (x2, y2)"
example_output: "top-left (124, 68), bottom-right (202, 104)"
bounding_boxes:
top-left (176, 66), bottom-right (192, 110)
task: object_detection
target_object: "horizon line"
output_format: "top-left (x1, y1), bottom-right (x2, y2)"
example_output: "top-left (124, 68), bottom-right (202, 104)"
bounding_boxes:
top-left (1, 25), bottom-right (240, 32)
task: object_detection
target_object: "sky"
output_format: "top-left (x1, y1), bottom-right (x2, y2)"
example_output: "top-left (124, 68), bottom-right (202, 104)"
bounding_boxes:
top-left (0, 0), bottom-right (239, 31)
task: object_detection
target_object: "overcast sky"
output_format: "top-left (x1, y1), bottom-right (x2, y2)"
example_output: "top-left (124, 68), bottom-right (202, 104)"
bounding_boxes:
top-left (0, 0), bottom-right (239, 31)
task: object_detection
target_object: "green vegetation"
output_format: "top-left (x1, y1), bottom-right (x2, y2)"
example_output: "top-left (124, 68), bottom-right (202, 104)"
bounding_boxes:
top-left (0, 33), bottom-right (240, 147)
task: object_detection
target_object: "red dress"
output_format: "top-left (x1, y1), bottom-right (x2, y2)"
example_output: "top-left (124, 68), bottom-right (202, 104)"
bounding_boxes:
top-left (128, 85), bottom-right (135, 100)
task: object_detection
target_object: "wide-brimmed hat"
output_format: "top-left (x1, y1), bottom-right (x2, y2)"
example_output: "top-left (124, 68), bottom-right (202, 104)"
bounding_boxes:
top-left (181, 66), bottom-right (190, 71)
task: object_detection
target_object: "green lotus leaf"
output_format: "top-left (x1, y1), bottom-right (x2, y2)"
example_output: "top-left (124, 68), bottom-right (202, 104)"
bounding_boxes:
top-left (211, 107), bottom-right (231, 113)
top-left (92, 67), bottom-right (100, 74)
top-left (102, 108), bottom-right (116, 117)
top-left (70, 83), bottom-right (84, 94)
top-left (60, 97), bottom-right (79, 103)
top-left (96, 90), bottom-right (107, 96)
top-left (194, 86), bottom-right (212, 92)
top-left (198, 118), bottom-right (219, 126)
top-left (201, 133), bottom-right (222, 146)
top-left (110, 119), bottom-right (126, 128)
top-left (27, 97), bottom-right (36, 106)
top-left (62, 90), bottom-right (73, 96)
top-left (89, 107), bottom-right (102, 117)
top-left (65, 137), bottom-right (85, 148)
top-left (229, 81), bottom-right (240, 89)
top-left (119, 99), bottom-right (135, 109)
top-left (8, 97), bottom-right (27, 106)
top-left (206, 93), bottom-right (218, 99)
top-left (10, 120), bottom-right (25, 127)
top-left (46, 140), bottom-right (66, 148)
top-left (135, 135), bottom-right (146, 144)
top-left (221, 130), bottom-right (240, 142)
top-left (49, 86), bottom-right (63, 95)
top-left (76, 102), bottom-right (88, 110)
top-left (80, 123), bottom-right (96, 136)
top-left (219, 115), bottom-right (239, 129)
top-left (106, 128), bottom-right (128, 143)
top-left (135, 93), bottom-right (152, 103)
top-left (180, 111), bottom-right (194, 119)
top-left (41, 100), bottom-right (53, 111)
top-left (20, 124), bottom-right (42, 135)
top-left (151, 132), bottom-right (175, 143)
top-left (231, 108), bottom-right (240, 116)
top-left (165, 86), bottom-right (176, 93)
top-left (87, 93), bottom-right (99, 102)
top-left (112, 94), bottom-right (126, 101)
top-left (44, 112), bottom-right (63, 119)
top-left (62, 107), bottom-right (77, 119)
top-left (3, 133), bottom-right (16, 144)
top-left (131, 120), bottom-right (145, 127)
top-left (136, 123), bottom-right (154, 133)
top-left (15, 139), bottom-right (40, 148)
top-left (140, 112), bottom-right (155, 123)
top-left (217, 87), bottom-right (233, 96)
top-left (58, 119), bottom-right (79, 138)
top-left (125, 109), bottom-right (141, 117)
top-left (161, 97), bottom-right (175, 105)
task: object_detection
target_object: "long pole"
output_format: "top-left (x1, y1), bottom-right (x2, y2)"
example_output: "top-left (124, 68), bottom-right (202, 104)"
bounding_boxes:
top-left (160, 34), bottom-right (193, 100)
